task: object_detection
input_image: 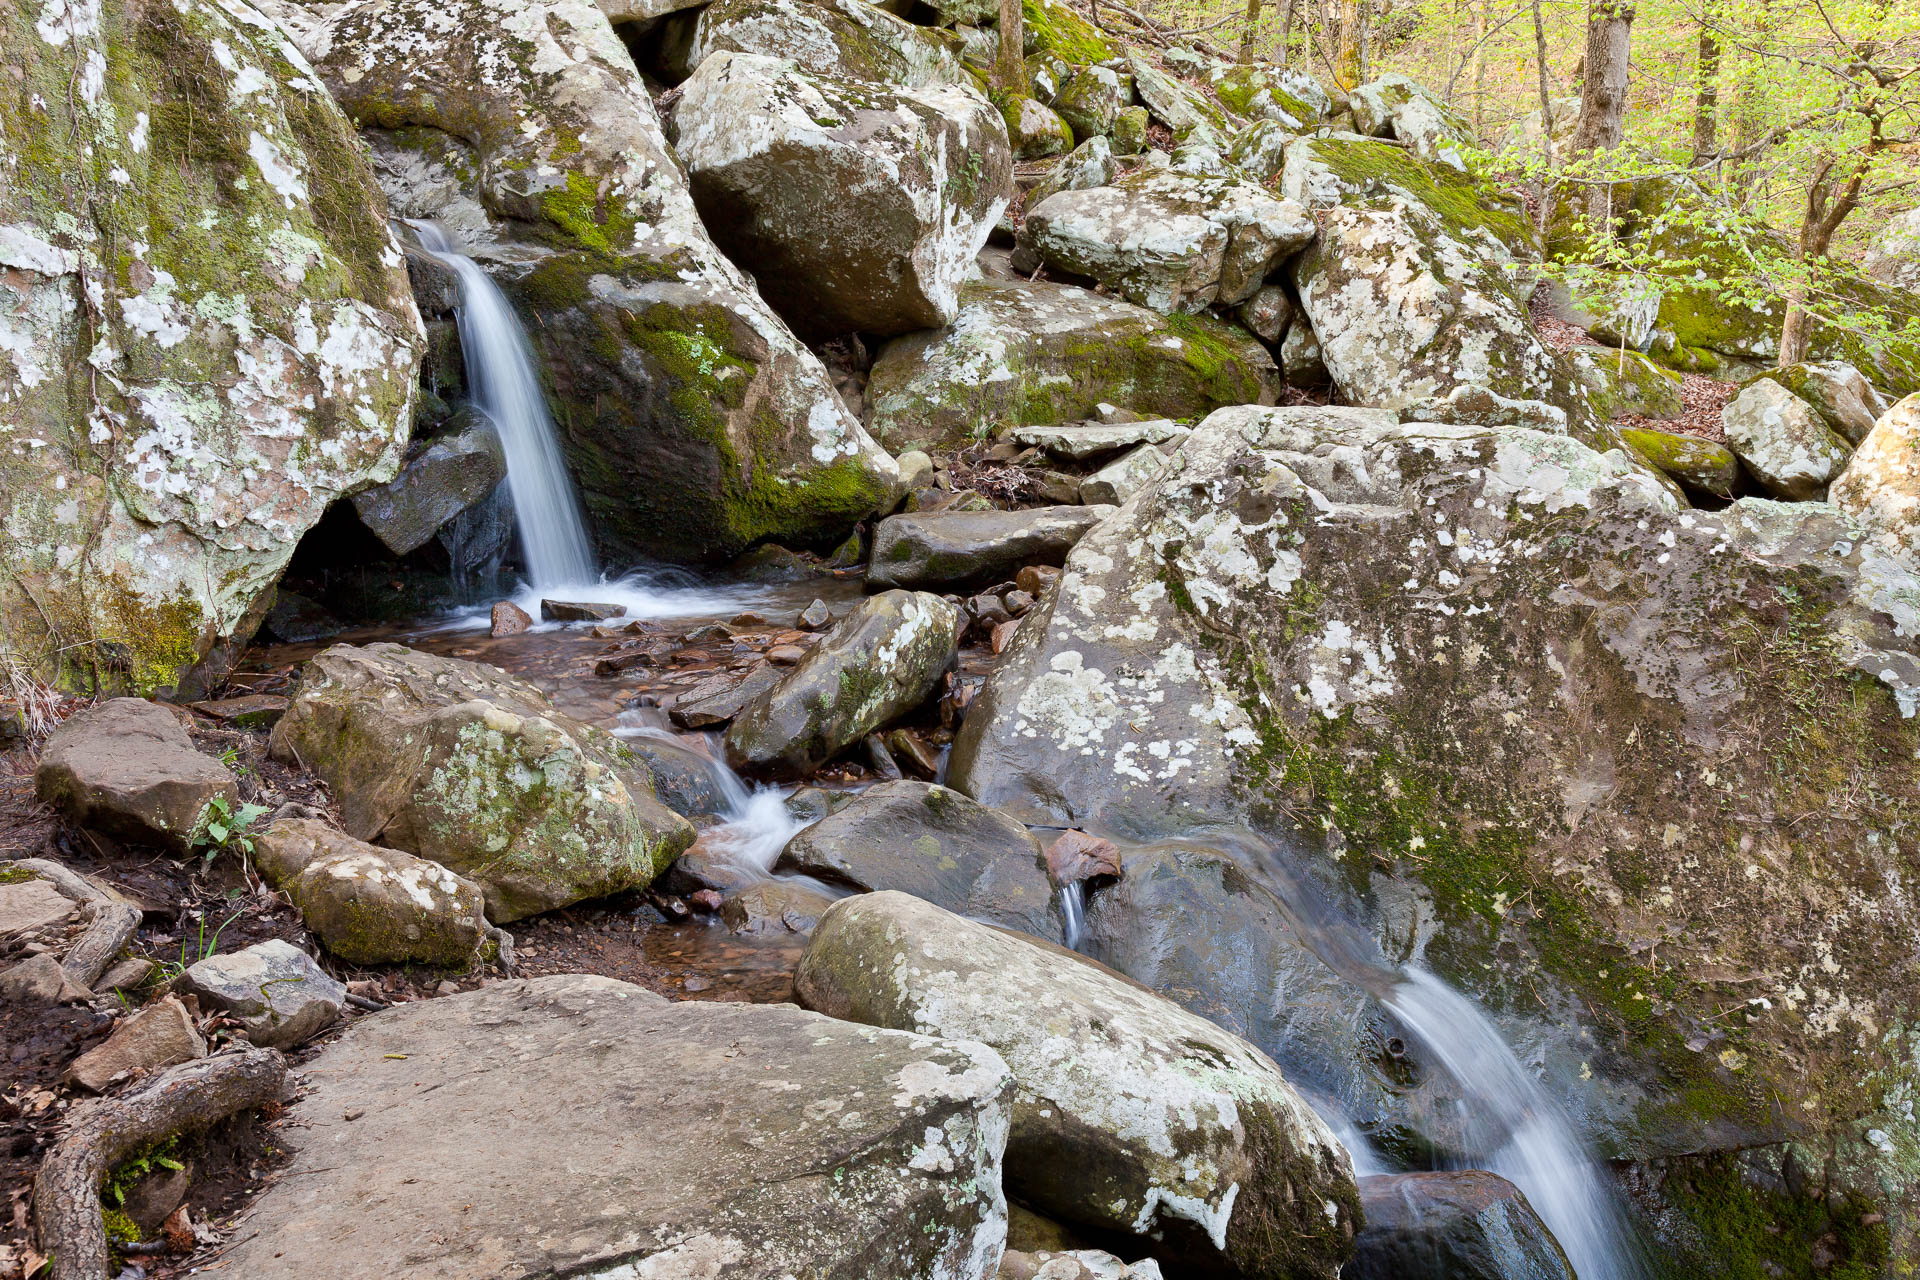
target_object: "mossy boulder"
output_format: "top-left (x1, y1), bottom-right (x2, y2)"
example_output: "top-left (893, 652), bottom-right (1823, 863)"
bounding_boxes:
top-left (0, 0), bottom-right (422, 695)
top-left (1053, 63), bottom-right (1132, 139)
top-left (1025, 168), bottom-right (1315, 314)
top-left (313, 0), bottom-right (897, 565)
top-left (1348, 73), bottom-right (1472, 168)
top-left (1022, 0), bottom-right (1115, 62)
top-left (1280, 134), bottom-right (1538, 262)
top-left (1749, 360), bottom-right (1889, 446)
top-left (950, 404), bottom-right (1920, 1256)
top-left (1228, 119), bottom-right (1295, 185)
top-left (794, 890), bottom-right (1362, 1279)
top-left (1566, 347), bottom-right (1685, 422)
top-left (687, 0), bottom-right (968, 87)
top-left (1620, 427), bottom-right (1740, 500)
top-left (1021, 137), bottom-right (1116, 210)
top-left (1128, 55), bottom-right (1230, 150)
top-left (255, 818), bottom-right (490, 966)
top-left (672, 52), bottom-right (1011, 337)
top-left (271, 643), bottom-right (694, 921)
top-left (1002, 92), bottom-right (1075, 160)
top-left (1212, 64), bottom-right (1330, 130)
top-left (865, 278), bottom-right (1279, 451)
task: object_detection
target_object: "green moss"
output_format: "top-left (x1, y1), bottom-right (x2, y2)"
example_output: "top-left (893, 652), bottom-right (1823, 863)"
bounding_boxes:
top-left (538, 170), bottom-right (639, 254)
top-left (0, 866), bottom-right (35, 885)
top-left (1307, 135), bottom-right (1535, 256)
top-left (1659, 1153), bottom-right (1890, 1280)
top-left (1021, 0), bottom-right (1113, 62)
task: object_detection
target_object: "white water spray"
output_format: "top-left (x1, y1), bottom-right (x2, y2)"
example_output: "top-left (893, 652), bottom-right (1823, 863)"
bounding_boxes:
top-left (1058, 881), bottom-right (1087, 950)
top-left (614, 715), bottom-right (805, 880)
top-left (410, 223), bottom-right (596, 591)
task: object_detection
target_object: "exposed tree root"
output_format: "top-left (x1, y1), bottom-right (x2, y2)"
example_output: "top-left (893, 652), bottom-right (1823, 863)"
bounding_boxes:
top-left (34, 1050), bottom-right (285, 1280)
top-left (4, 858), bottom-right (144, 990)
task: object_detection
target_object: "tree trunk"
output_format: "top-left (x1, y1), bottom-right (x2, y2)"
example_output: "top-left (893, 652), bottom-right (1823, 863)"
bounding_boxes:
top-left (1239, 0), bottom-right (1265, 61)
top-left (1274, 0), bottom-right (1296, 66)
top-left (995, 0), bottom-right (1025, 94)
top-left (1570, 0), bottom-right (1635, 228)
top-left (1334, 0), bottom-right (1362, 87)
top-left (1779, 154), bottom-right (1871, 367)
top-left (1357, 0), bottom-right (1370, 82)
top-left (1691, 13), bottom-right (1721, 166)
top-left (1470, 0), bottom-right (1488, 133)
top-left (1531, 0), bottom-right (1555, 166)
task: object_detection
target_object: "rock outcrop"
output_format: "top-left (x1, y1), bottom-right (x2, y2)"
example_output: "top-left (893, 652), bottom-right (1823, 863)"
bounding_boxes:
top-left (1832, 393), bottom-right (1920, 561)
top-left (271, 643), bottom-right (694, 921)
top-left (1, 0), bottom-right (422, 694)
top-left (1721, 378), bottom-right (1850, 500)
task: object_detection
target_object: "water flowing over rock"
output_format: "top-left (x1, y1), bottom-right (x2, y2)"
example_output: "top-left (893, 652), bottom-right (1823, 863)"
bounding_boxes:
top-left (310, 0), bottom-right (897, 564)
top-left (1025, 170), bottom-right (1314, 314)
top-left (36, 700), bottom-right (237, 853)
top-left (215, 975), bottom-right (1016, 1280)
top-left (672, 51), bottom-right (1011, 337)
top-left (795, 891), bottom-right (1362, 1279)
top-left (725, 590), bottom-right (959, 775)
top-left (865, 279), bottom-right (1278, 451)
top-left (271, 643), bottom-right (694, 921)
top-left (1, 0), bottom-right (422, 694)
top-left (779, 780), bottom-right (1062, 941)
top-left (950, 404), bottom-right (1920, 1221)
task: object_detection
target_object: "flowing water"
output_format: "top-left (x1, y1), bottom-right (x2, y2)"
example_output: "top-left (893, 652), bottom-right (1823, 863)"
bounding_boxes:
top-left (614, 711), bottom-right (810, 882)
top-left (1057, 881), bottom-right (1087, 951)
top-left (409, 222), bottom-right (597, 591)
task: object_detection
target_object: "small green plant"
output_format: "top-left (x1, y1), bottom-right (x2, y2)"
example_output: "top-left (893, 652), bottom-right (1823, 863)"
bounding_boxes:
top-left (104, 1139), bottom-right (185, 1212)
top-left (154, 908), bottom-right (244, 981)
top-left (189, 794), bottom-right (270, 867)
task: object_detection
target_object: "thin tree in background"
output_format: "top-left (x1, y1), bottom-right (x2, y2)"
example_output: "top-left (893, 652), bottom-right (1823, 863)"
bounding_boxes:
top-left (996, 0), bottom-right (1025, 93)
top-left (1239, 0), bottom-right (1265, 61)
top-left (1274, 0), bottom-right (1297, 65)
top-left (1690, 0), bottom-right (1722, 167)
top-left (1470, 0), bottom-right (1488, 132)
top-left (1531, 0), bottom-right (1555, 166)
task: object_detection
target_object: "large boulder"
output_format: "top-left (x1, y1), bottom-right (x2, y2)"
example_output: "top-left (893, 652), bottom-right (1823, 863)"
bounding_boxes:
top-left (1832, 393), bottom-right (1920, 560)
top-left (1127, 55), bottom-right (1230, 148)
top-left (311, 0), bottom-right (897, 565)
top-left (1280, 134), bottom-right (1536, 262)
top-left (1, 0), bottom-right (422, 695)
top-left (779, 780), bottom-right (1062, 941)
top-left (1210, 63), bottom-right (1331, 129)
top-left (1720, 378), bottom-right (1850, 500)
top-left (1054, 64), bottom-right (1133, 139)
top-left (270, 643), bottom-right (694, 921)
top-left (866, 279), bottom-right (1278, 451)
top-left (949, 404), bottom-right (1920, 1245)
top-left (348, 417), bottom-right (505, 557)
top-left (688, 0), bottom-right (967, 87)
top-left (36, 700), bottom-right (237, 852)
top-left (1349, 1172), bottom-right (1575, 1280)
top-left (1757, 360), bottom-right (1890, 446)
top-left (795, 891), bottom-right (1362, 1278)
top-left (725, 591), bottom-right (959, 775)
top-left (1025, 170), bottom-right (1314, 314)
top-left (215, 974), bottom-right (1016, 1280)
top-left (869, 506), bottom-right (1113, 591)
top-left (1347, 74), bottom-right (1473, 168)
top-left (672, 52), bottom-right (1011, 337)
top-left (254, 818), bottom-right (491, 966)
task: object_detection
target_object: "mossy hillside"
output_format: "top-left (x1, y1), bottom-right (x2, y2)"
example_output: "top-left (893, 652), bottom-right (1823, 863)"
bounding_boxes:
top-left (1301, 135), bottom-right (1538, 259)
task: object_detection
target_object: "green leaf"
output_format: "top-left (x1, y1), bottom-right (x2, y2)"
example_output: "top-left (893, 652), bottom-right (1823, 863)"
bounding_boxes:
top-left (206, 821), bottom-right (229, 842)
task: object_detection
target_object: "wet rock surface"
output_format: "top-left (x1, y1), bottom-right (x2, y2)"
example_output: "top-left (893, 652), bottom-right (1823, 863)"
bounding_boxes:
top-left (1349, 1172), bottom-right (1575, 1280)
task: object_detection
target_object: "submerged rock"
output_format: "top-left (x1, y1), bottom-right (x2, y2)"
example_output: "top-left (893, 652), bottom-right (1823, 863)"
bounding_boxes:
top-left (1, 0), bottom-right (423, 694)
top-left (950, 403), bottom-right (1920, 1215)
top-left (36, 700), bottom-right (237, 853)
top-left (672, 52), bottom-right (1011, 337)
top-left (271, 643), bottom-right (694, 921)
top-left (865, 279), bottom-right (1278, 451)
top-left (779, 780), bottom-right (1061, 941)
top-left (1348, 1172), bottom-right (1575, 1280)
top-left (796, 891), bottom-right (1361, 1278)
top-left (868, 506), bottom-right (1114, 591)
top-left (215, 975), bottom-right (1015, 1280)
top-left (312, 0), bottom-right (896, 565)
top-left (725, 591), bottom-right (958, 775)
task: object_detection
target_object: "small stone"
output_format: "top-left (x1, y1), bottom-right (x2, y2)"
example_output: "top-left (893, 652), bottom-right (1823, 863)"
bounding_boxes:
top-left (66, 996), bottom-right (206, 1092)
top-left (685, 623), bottom-right (733, 644)
top-left (491, 601), bottom-right (533, 637)
top-left (966, 593), bottom-right (1013, 632)
top-left (1003, 589), bottom-right (1035, 616)
top-left (730, 612), bottom-right (770, 627)
top-left (0, 952), bottom-right (92, 1005)
top-left (177, 940), bottom-right (345, 1049)
top-left (1078, 443), bottom-right (1166, 506)
top-left (1045, 830), bottom-right (1122, 887)
top-left (541, 599), bottom-right (627, 622)
top-left (435, 980), bottom-right (460, 997)
top-left (688, 889), bottom-right (725, 913)
top-left (798, 599), bottom-right (833, 630)
top-left (721, 881), bottom-right (837, 936)
top-left (0, 878), bottom-right (79, 942)
top-left (767, 645), bottom-right (806, 666)
top-left (885, 728), bottom-right (940, 779)
top-left (123, 1161), bottom-right (193, 1234)
top-left (188, 694), bottom-right (290, 729)
top-left (1015, 565), bottom-right (1061, 597)
top-left (99, 957), bottom-right (155, 992)
top-left (990, 619), bottom-right (1020, 654)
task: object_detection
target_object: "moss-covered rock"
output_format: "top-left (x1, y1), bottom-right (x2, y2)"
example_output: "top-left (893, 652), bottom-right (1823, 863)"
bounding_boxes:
top-left (865, 278), bottom-right (1278, 450)
top-left (1022, 0), bottom-right (1114, 62)
top-left (1053, 63), bottom-right (1132, 139)
top-left (1212, 64), bottom-right (1330, 130)
top-left (1001, 91), bottom-right (1075, 160)
top-left (1567, 347), bottom-right (1686, 421)
top-left (951, 404), bottom-right (1920, 1257)
top-left (1620, 427), bottom-right (1740, 499)
top-left (313, 0), bottom-right (897, 564)
top-left (0, 0), bottom-right (423, 695)
top-left (671, 52), bottom-right (1011, 337)
top-left (1127, 55), bottom-right (1231, 149)
top-left (1750, 361), bottom-right (1890, 446)
top-left (688, 0), bottom-right (968, 87)
top-left (1348, 73), bottom-right (1472, 168)
top-left (1280, 133), bottom-right (1538, 261)
top-left (271, 643), bottom-right (694, 921)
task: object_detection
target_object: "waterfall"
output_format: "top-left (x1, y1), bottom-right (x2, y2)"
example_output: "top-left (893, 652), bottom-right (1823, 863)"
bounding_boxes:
top-left (409, 222), bottom-right (597, 591)
top-left (1058, 881), bottom-right (1087, 950)
top-left (615, 714), bottom-right (807, 879)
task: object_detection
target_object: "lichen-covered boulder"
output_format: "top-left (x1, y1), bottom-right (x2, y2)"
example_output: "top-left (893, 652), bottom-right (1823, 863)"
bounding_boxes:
top-left (1023, 137), bottom-right (1116, 211)
top-left (311, 0), bottom-right (897, 565)
top-left (1054, 63), bottom-right (1133, 139)
top-left (795, 891), bottom-right (1362, 1278)
top-left (672, 53), bottom-right (1010, 337)
top-left (349, 417), bottom-right (505, 556)
top-left (1, 0), bottom-right (422, 695)
top-left (725, 590), bottom-right (959, 775)
top-left (1620, 426), bottom-right (1740, 500)
top-left (271, 643), bottom-right (695, 921)
top-left (1004, 93), bottom-right (1076, 161)
top-left (1079, 444), bottom-right (1166, 506)
top-left (1566, 348), bottom-right (1684, 422)
top-left (1293, 200), bottom-right (1596, 443)
top-left (255, 818), bottom-right (490, 966)
top-left (1228, 119), bottom-right (1294, 185)
top-left (1832, 393), bottom-right (1920, 561)
top-left (1212, 63), bottom-right (1329, 129)
top-left (779, 780), bottom-right (1061, 941)
top-left (1026, 170), bottom-right (1314, 314)
top-left (1281, 134), bottom-right (1537, 262)
top-left (36, 699), bottom-right (237, 853)
top-left (949, 403), bottom-right (1920, 1249)
top-left (1347, 73), bottom-right (1472, 168)
top-left (1720, 378), bottom-right (1851, 500)
top-left (687, 0), bottom-right (967, 87)
top-left (868, 506), bottom-right (1113, 590)
top-left (1755, 360), bottom-right (1890, 446)
top-left (866, 279), bottom-right (1279, 451)
top-left (1127, 55), bottom-right (1230, 149)
top-left (177, 940), bottom-right (346, 1049)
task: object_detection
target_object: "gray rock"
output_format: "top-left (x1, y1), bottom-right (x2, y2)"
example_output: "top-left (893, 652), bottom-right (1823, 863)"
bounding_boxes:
top-left (36, 700), bottom-right (238, 853)
top-left (868, 507), bottom-right (1115, 591)
top-left (671, 665), bottom-right (788, 732)
top-left (620, 733), bottom-right (732, 817)
top-left (1006, 94), bottom-right (1075, 161)
top-left (1026, 170), bottom-right (1315, 314)
top-left (779, 780), bottom-right (1061, 941)
top-left (720, 880), bottom-right (839, 935)
top-left (178, 940), bottom-right (345, 1048)
top-left (1279, 315), bottom-right (1330, 385)
top-left (215, 974), bottom-right (1014, 1280)
top-left (65, 996), bottom-right (207, 1092)
top-left (795, 892), bottom-right (1361, 1278)
top-left (541, 599), bottom-right (626, 622)
top-left (672, 52), bottom-right (1011, 337)
top-left (264, 589), bottom-right (344, 644)
top-left (1078, 445), bottom-right (1167, 507)
top-left (1761, 360), bottom-right (1891, 445)
top-left (0, 953), bottom-right (92, 1005)
top-left (1832, 393), bottom-right (1920, 561)
top-left (1010, 420), bottom-right (1189, 461)
top-left (725, 591), bottom-right (959, 775)
top-left (1237, 284), bottom-right (1295, 343)
top-left (1565, 347), bottom-right (1685, 421)
top-left (1721, 379), bottom-right (1851, 499)
top-left (1280, 133), bottom-right (1536, 262)
top-left (254, 819), bottom-right (490, 967)
top-left (865, 278), bottom-right (1278, 452)
top-left (1000, 1249), bottom-right (1166, 1280)
top-left (350, 418), bottom-right (505, 556)
top-left (688, 0), bottom-right (967, 87)
top-left (1227, 120), bottom-right (1295, 186)
top-left (1348, 74), bottom-right (1473, 168)
top-left (271, 644), bottom-right (694, 922)
top-left (0, 878), bottom-right (80, 944)
top-left (1127, 55), bottom-right (1230, 148)
top-left (1054, 64), bottom-right (1133, 139)
top-left (1349, 1172), bottom-right (1575, 1280)
top-left (1024, 138), bottom-right (1117, 211)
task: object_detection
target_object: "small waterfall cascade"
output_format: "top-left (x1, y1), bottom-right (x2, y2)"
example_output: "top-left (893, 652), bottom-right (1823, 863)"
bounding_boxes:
top-left (409, 222), bottom-right (596, 591)
top-left (614, 712), bottom-right (805, 880)
top-left (1058, 881), bottom-right (1087, 950)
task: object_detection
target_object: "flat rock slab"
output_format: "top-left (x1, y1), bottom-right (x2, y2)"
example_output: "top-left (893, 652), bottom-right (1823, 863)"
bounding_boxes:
top-left (868, 507), bottom-right (1116, 591)
top-left (36, 699), bottom-right (237, 852)
top-left (0, 878), bottom-right (79, 942)
top-left (1010, 421), bottom-right (1188, 461)
top-left (216, 974), bottom-right (1014, 1280)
